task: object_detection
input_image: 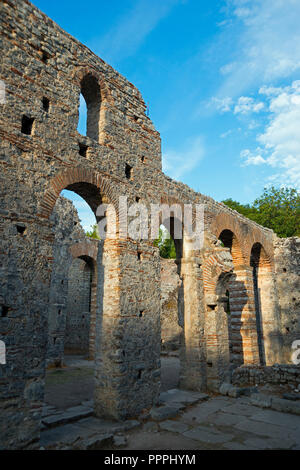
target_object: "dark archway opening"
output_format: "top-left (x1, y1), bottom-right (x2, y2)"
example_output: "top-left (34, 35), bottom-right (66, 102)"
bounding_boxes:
top-left (250, 243), bottom-right (266, 365)
top-left (43, 186), bottom-right (102, 423)
top-left (158, 219), bottom-right (183, 392)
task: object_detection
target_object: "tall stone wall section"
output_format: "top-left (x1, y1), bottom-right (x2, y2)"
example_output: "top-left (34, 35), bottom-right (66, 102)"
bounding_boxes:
top-left (274, 237), bottom-right (300, 363)
top-left (0, 0), bottom-right (162, 449)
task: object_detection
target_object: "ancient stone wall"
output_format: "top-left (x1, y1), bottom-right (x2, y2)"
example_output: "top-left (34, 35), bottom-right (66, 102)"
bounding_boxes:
top-left (232, 364), bottom-right (300, 388)
top-left (0, 0), bottom-right (299, 450)
top-left (0, 0), bottom-right (162, 448)
top-left (274, 237), bottom-right (300, 363)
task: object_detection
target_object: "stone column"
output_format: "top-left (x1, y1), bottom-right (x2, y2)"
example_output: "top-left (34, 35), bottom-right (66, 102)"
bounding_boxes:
top-left (88, 276), bottom-right (98, 360)
top-left (94, 239), bottom-right (161, 420)
top-left (255, 267), bottom-right (283, 365)
top-left (179, 258), bottom-right (207, 392)
top-left (204, 296), bottom-right (231, 391)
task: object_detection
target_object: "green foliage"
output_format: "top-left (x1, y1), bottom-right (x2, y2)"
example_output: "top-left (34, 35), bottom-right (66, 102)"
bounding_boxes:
top-left (222, 186), bottom-right (300, 238)
top-left (85, 224), bottom-right (101, 240)
top-left (153, 227), bottom-right (176, 259)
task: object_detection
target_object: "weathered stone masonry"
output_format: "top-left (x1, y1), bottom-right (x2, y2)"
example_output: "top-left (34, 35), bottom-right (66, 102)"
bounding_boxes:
top-left (0, 0), bottom-right (299, 449)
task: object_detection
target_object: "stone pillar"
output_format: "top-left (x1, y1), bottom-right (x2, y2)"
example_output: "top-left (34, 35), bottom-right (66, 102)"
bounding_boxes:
top-left (255, 268), bottom-right (283, 365)
top-left (179, 258), bottom-right (207, 392)
top-left (0, 217), bottom-right (53, 450)
top-left (204, 296), bottom-right (231, 391)
top-left (88, 274), bottom-right (98, 360)
top-left (94, 239), bottom-right (161, 420)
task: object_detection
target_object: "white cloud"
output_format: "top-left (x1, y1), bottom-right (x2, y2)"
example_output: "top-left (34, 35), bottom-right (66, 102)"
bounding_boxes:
top-left (240, 81), bottom-right (300, 187)
top-left (210, 95), bottom-right (264, 114)
top-left (217, 0), bottom-right (300, 97)
top-left (234, 96), bottom-right (264, 114)
top-left (162, 135), bottom-right (205, 180)
top-left (241, 149), bottom-right (266, 166)
top-left (210, 97), bottom-right (233, 113)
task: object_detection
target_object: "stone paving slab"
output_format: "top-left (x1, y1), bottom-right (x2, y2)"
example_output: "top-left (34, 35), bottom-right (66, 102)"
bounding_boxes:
top-left (250, 393), bottom-right (272, 408)
top-left (42, 405), bottom-right (93, 428)
top-left (159, 420), bottom-right (191, 434)
top-left (78, 416), bottom-right (140, 433)
top-left (40, 423), bottom-right (95, 446)
top-left (206, 411), bottom-right (243, 427)
top-left (250, 409), bottom-right (300, 429)
top-left (223, 441), bottom-right (255, 450)
top-left (150, 405), bottom-right (183, 421)
top-left (183, 425), bottom-right (234, 444)
top-left (243, 437), bottom-right (294, 450)
top-left (222, 402), bottom-right (259, 417)
top-left (179, 399), bottom-right (232, 424)
top-left (159, 389), bottom-right (209, 407)
top-left (75, 433), bottom-right (114, 450)
top-left (234, 418), bottom-right (298, 443)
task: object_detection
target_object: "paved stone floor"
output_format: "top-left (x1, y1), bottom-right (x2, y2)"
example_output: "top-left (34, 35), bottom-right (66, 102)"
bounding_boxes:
top-left (42, 355), bottom-right (300, 450)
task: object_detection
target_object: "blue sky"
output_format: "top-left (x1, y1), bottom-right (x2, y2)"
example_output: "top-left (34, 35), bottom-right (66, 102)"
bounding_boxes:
top-left (34, 0), bottom-right (300, 230)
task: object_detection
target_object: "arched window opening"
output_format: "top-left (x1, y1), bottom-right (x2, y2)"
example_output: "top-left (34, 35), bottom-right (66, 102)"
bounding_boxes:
top-left (77, 93), bottom-right (88, 136)
top-left (77, 74), bottom-right (101, 141)
top-left (157, 222), bottom-right (183, 390)
top-left (218, 229), bottom-right (244, 267)
top-left (154, 225), bottom-right (176, 259)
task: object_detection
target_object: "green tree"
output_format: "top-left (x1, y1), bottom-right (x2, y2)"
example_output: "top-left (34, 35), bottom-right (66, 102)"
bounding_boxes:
top-left (85, 223), bottom-right (101, 240)
top-left (222, 186), bottom-right (300, 238)
top-left (153, 227), bottom-right (176, 259)
top-left (253, 186), bottom-right (300, 238)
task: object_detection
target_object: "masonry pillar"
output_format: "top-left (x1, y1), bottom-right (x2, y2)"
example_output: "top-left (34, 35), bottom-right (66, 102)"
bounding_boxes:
top-left (179, 258), bottom-right (207, 392)
top-left (204, 296), bottom-right (231, 391)
top-left (0, 217), bottom-right (54, 450)
top-left (88, 273), bottom-right (98, 360)
top-left (255, 268), bottom-right (283, 365)
top-left (94, 239), bottom-right (161, 420)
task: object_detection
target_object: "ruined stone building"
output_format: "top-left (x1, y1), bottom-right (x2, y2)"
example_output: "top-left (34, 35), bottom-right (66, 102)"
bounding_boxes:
top-left (0, 0), bottom-right (299, 449)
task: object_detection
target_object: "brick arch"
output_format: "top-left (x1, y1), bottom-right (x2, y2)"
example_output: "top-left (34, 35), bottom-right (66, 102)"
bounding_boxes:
top-left (246, 235), bottom-right (274, 270)
top-left (69, 240), bottom-right (98, 263)
top-left (250, 242), bottom-right (272, 272)
top-left (210, 213), bottom-right (247, 266)
top-left (202, 252), bottom-right (233, 296)
top-left (38, 167), bottom-right (123, 226)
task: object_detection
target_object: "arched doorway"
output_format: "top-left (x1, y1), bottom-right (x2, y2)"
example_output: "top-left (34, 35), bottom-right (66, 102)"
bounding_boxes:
top-left (156, 223), bottom-right (182, 391)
